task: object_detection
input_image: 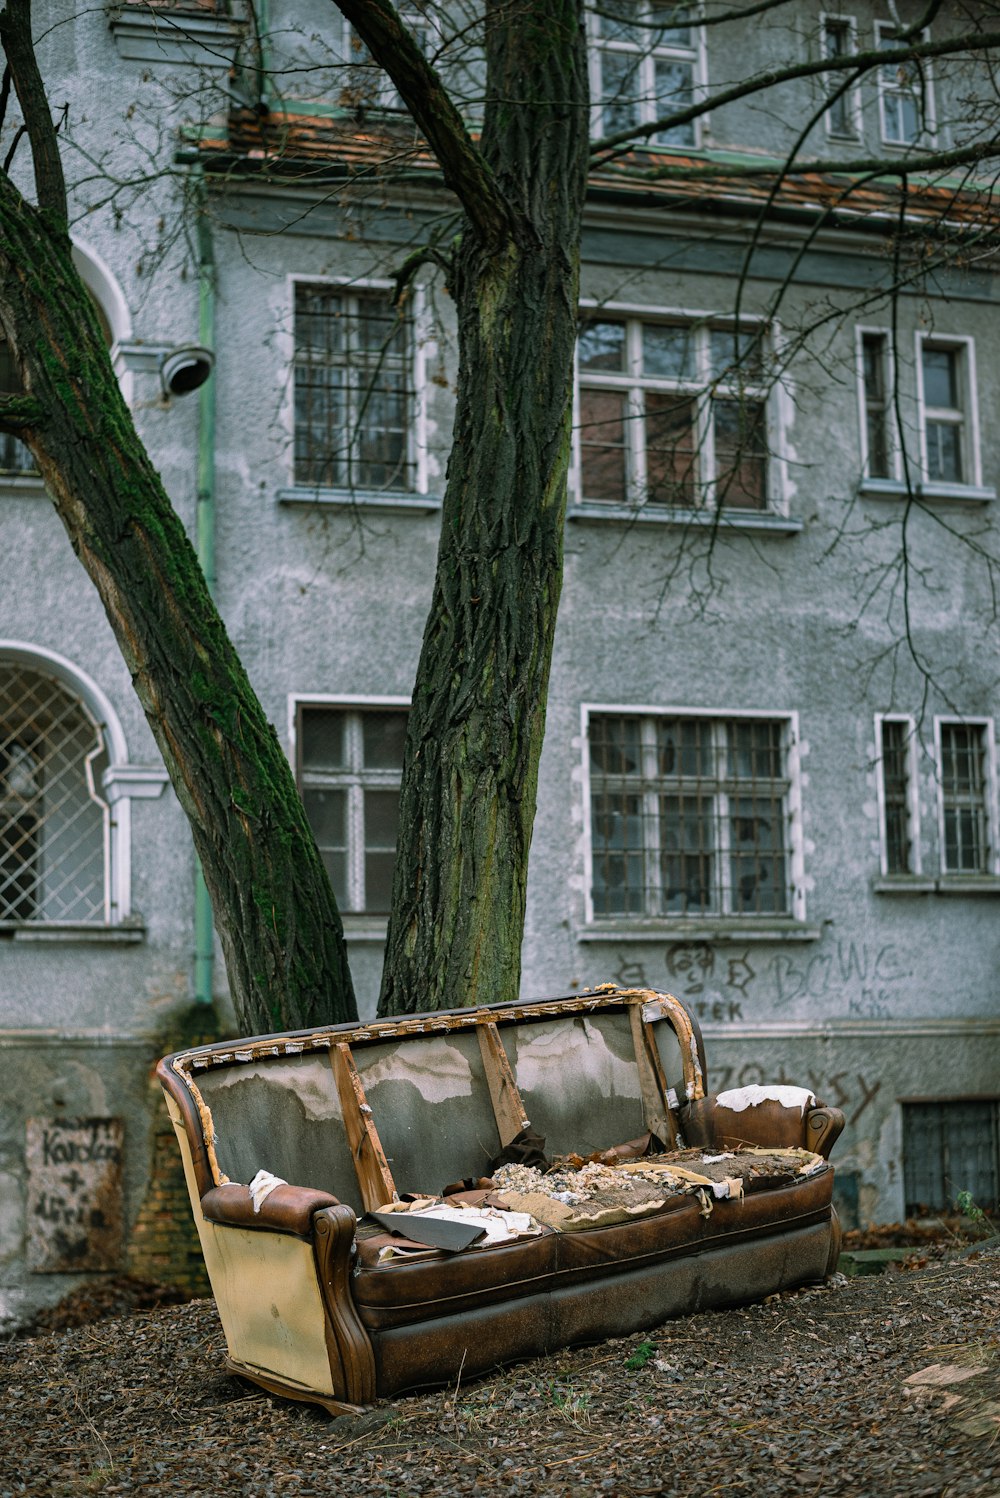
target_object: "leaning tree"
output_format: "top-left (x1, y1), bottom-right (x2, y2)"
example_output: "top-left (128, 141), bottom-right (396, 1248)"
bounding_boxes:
top-left (1, 0), bottom-right (998, 1029)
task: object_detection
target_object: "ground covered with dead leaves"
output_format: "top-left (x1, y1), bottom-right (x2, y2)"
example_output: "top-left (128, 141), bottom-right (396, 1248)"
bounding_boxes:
top-left (3, 1245), bottom-right (998, 1498)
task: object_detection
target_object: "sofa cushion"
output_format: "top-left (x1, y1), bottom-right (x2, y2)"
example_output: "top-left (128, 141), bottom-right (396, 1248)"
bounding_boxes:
top-left (351, 1166), bottom-right (832, 1333)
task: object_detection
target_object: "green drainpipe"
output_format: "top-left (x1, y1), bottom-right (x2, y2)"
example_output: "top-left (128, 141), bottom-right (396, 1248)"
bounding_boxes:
top-left (194, 173), bottom-right (216, 1006)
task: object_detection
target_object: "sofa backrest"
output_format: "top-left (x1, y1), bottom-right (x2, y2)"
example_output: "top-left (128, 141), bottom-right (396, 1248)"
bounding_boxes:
top-left (159, 988), bottom-right (707, 1216)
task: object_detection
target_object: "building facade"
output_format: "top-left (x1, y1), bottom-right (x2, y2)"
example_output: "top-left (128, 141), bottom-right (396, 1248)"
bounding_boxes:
top-left (1, 0), bottom-right (999, 1325)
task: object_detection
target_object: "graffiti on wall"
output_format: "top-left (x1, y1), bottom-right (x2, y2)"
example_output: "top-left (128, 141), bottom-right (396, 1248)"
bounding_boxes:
top-left (710, 1061), bottom-right (882, 1129)
top-left (25, 1117), bottom-right (124, 1273)
top-left (610, 935), bottom-right (912, 1024)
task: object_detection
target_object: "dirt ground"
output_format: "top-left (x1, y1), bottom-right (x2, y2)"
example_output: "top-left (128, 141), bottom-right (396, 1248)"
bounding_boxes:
top-left (2, 1243), bottom-right (999, 1498)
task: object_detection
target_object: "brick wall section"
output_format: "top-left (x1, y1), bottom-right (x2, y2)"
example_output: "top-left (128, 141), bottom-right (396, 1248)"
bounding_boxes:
top-left (126, 1006), bottom-right (232, 1297)
top-left (126, 1109), bottom-right (211, 1296)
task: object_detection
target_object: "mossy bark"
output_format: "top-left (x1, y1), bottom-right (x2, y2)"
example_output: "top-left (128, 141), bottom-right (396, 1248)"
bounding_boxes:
top-left (0, 177), bottom-right (356, 1033)
top-left (378, 0), bottom-right (589, 1014)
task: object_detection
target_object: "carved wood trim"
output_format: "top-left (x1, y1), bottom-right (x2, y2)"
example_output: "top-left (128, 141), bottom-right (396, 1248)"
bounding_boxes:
top-left (329, 1043), bottom-right (398, 1211)
top-left (477, 1021), bottom-right (530, 1146)
top-left (312, 1203), bottom-right (378, 1407)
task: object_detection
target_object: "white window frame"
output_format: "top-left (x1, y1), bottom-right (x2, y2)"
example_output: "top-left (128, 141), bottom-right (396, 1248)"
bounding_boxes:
top-left (287, 275), bottom-right (430, 498)
top-left (588, 3), bottom-right (706, 149)
top-left (856, 325), bottom-right (900, 484)
top-left (934, 716), bottom-right (998, 877)
top-left (916, 333), bottom-right (981, 492)
top-left (573, 301), bottom-right (776, 513)
top-left (874, 713), bottom-right (921, 876)
top-left (875, 20), bottom-right (935, 147)
top-left (820, 13), bottom-right (861, 139)
top-left (0, 642), bottom-right (166, 930)
top-left (341, 15), bottom-right (439, 112)
top-left (580, 703), bottom-right (805, 925)
top-left (290, 693), bottom-right (409, 915)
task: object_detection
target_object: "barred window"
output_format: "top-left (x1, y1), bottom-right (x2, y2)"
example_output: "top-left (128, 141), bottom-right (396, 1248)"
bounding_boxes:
top-left (588, 712), bottom-right (792, 918)
top-left (877, 716), bottom-right (916, 875)
top-left (938, 720), bottom-right (993, 874)
top-left (293, 285), bottom-right (413, 493)
top-left (577, 316), bottom-right (769, 511)
top-left (590, 2), bottom-right (700, 148)
top-left (903, 1100), bottom-right (999, 1214)
top-left (860, 331), bottom-right (892, 480)
top-left (296, 704), bottom-right (406, 913)
top-left (0, 665), bottom-right (109, 924)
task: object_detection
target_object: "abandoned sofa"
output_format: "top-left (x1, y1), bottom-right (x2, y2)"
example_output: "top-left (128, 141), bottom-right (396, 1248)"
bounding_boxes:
top-left (157, 986), bottom-right (845, 1415)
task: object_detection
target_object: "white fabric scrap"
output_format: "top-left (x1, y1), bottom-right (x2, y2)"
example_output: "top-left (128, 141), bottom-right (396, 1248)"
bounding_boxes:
top-left (715, 1084), bottom-right (816, 1115)
top-left (248, 1169), bottom-right (287, 1213)
top-left (403, 1203), bottom-right (539, 1245)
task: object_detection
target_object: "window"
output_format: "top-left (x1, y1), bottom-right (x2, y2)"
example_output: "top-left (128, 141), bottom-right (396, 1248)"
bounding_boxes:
top-left (587, 711), bottom-right (796, 920)
top-left (937, 719), bottom-right (995, 875)
top-left (876, 715), bottom-right (918, 875)
top-left (859, 331), bottom-right (894, 480)
top-left (0, 337), bottom-right (37, 477)
top-left (877, 21), bottom-right (933, 146)
top-left (590, 2), bottom-right (700, 147)
top-left (342, 16), bottom-right (435, 112)
top-left (577, 316), bottom-right (769, 510)
top-left (903, 1100), bottom-right (999, 1214)
top-left (821, 16), bottom-right (859, 138)
top-left (293, 284), bottom-right (413, 493)
top-left (920, 341), bottom-right (968, 487)
top-left (296, 704), bottom-right (406, 913)
top-left (0, 664), bottom-right (109, 924)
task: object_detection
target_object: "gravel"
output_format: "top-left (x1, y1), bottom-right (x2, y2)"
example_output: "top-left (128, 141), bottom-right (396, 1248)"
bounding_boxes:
top-left (3, 1245), bottom-right (999, 1497)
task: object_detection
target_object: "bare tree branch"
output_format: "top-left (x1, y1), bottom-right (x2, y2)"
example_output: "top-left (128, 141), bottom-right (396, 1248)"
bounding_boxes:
top-left (591, 25), bottom-right (1000, 160)
top-left (332, 0), bottom-right (512, 247)
top-left (0, 0), bottom-right (66, 227)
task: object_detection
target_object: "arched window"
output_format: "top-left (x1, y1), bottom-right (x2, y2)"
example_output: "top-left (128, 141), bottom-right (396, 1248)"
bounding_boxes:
top-left (0, 663), bottom-right (110, 923)
top-left (0, 238), bottom-right (125, 478)
top-left (0, 644), bottom-right (167, 932)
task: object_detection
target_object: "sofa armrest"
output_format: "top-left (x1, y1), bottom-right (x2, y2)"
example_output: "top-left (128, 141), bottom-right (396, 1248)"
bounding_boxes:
top-left (201, 1182), bottom-right (340, 1239)
top-left (682, 1087), bottom-right (840, 1155)
top-left (804, 1106), bottom-right (846, 1160)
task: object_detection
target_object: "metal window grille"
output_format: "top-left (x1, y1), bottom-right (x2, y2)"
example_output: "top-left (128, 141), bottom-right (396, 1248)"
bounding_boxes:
top-left (921, 343), bottom-right (965, 485)
top-left (903, 1100), bottom-right (999, 1214)
top-left (0, 665), bottom-right (109, 924)
top-left (861, 332), bottom-right (891, 479)
top-left (293, 286), bottom-right (413, 493)
top-left (589, 713), bottom-right (790, 918)
top-left (940, 722), bottom-right (990, 873)
top-left (297, 705), bottom-right (406, 913)
top-left (880, 718), bottom-right (913, 874)
top-left (591, 2), bottom-right (699, 148)
top-left (577, 316), bottom-right (768, 510)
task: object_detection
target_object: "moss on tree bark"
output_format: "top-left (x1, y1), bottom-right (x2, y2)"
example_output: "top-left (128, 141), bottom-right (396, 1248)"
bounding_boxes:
top-left (0, 174), bottom-right (356, 1033)
top-left (377, 0), bottom-right (589, 1013)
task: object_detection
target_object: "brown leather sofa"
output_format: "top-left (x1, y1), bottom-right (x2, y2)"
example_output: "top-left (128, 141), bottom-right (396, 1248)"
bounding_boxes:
top-left (157, 986), bottom-right (845, 1415)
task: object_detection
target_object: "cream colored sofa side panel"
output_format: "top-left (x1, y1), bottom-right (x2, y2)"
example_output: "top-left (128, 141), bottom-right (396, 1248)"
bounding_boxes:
top-left (163, 1090), bottom-right (334, 1397)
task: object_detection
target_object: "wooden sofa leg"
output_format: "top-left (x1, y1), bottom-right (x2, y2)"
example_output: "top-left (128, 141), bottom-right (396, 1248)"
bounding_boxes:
top-left (313, 1206), bottom-right (377, 1407)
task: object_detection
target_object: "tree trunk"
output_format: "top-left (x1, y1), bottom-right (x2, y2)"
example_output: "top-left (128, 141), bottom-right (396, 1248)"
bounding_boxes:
top-left (379, 0), bottom-right (589, 1014)
top-left (0, 178), bottom-right (357, 1033)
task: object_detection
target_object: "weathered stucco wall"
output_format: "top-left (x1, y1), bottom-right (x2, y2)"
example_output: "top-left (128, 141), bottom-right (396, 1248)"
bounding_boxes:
top-left (1, 0), bottom-right (998, 1326)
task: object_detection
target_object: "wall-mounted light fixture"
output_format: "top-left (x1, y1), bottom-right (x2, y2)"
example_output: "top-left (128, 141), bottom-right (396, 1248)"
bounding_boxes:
top-left (159, 344), bottom-right (214, 398)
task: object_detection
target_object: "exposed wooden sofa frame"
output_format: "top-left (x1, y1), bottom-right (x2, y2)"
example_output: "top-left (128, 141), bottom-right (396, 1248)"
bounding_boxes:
top-left (157, 986), bottom-right (845, 1415)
